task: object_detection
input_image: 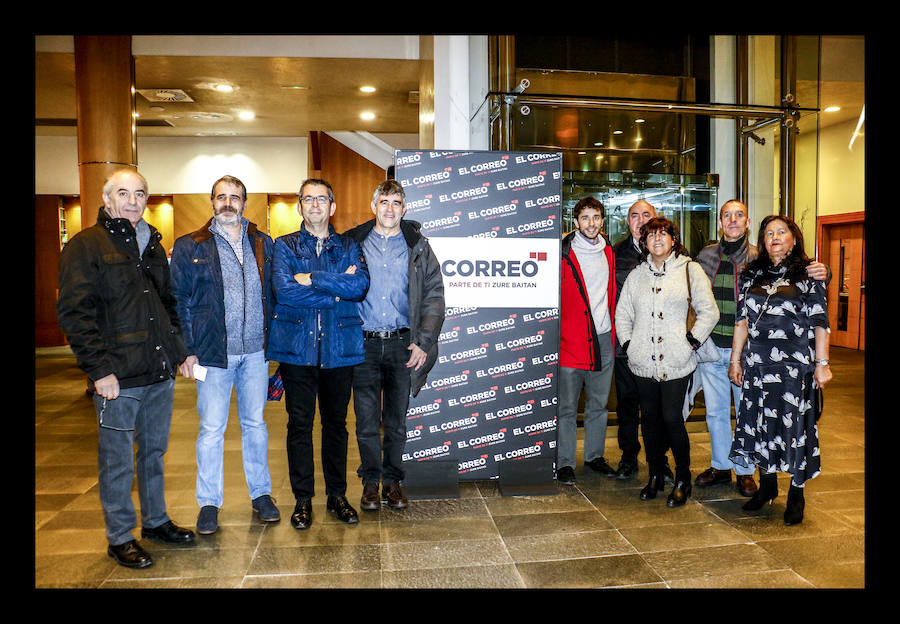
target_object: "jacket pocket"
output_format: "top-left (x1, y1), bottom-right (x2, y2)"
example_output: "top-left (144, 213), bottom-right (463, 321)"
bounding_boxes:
top-left (336, 316), bottom-right (363, 358)
top-left (269, 307), bottom-right (307, 355)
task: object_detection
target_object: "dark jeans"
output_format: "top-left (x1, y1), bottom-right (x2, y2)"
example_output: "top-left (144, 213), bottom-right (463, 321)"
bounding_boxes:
top-left (93, 378), bottom-right (174, 546)
top-left (634, 374), bottom-right (692, 481)
top-left (281, 362), bottom-right (353, 500)
top-left (352, 333), bottom-right (412, 484)
top-left (614, 356), bottom-right (642, 464)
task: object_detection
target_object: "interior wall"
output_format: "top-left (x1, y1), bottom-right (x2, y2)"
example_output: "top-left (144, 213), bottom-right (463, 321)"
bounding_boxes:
top-left (813, 117), bottom-right (865, 217)
top-left (316, 132), bottom-right (387, 234)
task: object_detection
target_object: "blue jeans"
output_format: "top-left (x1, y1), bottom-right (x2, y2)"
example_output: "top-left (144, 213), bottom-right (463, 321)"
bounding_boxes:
top-left (195, 350), bottom-right (272, 508)
top-left (93, 378), bottom-right (174, 546)
top-left (696, 345), bottom-right (755, 475)
top-left (557, 331), bottom-right (614, 469)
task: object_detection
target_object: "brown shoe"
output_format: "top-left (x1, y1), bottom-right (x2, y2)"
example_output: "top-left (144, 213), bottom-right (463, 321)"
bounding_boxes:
top-left (382, 481), bottom-right (409, 510)
top-left (694, 467), bottom-right (732, 487)
top-left (360, 482), bottom-right (380, 511)
top-left (736, 474), bottom-right (759, 497)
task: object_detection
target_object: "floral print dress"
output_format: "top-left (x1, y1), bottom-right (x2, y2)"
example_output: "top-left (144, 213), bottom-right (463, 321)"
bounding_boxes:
top-left (728, 264), bottom-right (829, 486)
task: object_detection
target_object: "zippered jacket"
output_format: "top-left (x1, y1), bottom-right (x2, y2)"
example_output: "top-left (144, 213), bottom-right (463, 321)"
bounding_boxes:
top-left (265, 222), bottom-right (370, 369)
top-left (343, 218), bottom-right (446, 396)
top-left (57, 206), bottom-right (189, 388)
top-left (170, 217), bottom-right (274, 368)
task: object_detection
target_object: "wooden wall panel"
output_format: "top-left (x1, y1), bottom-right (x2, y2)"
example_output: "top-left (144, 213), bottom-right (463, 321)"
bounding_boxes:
top-left (35, 195), bottom-right (66, 347)
top-left (172, 193), bottom-right (270, 244)
top-left (269, 194), bottom-right (301, 241)
top-left (317, 133), bottom-right (386, 234)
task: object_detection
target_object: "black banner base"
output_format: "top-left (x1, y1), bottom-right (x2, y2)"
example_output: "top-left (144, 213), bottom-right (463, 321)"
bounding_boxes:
top-left (403, 459), bottom-right (460, 500)
top-left (497, 456), bottom-right (558, 497)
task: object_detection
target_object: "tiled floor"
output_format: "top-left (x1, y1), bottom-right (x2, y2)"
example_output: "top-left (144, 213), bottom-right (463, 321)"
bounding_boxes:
top-left (35, 346), bottom-right (864, 588)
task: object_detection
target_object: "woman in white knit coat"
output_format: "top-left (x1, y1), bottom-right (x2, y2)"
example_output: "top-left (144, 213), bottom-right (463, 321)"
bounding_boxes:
top-left (615, 217), bottom-right (719, 507)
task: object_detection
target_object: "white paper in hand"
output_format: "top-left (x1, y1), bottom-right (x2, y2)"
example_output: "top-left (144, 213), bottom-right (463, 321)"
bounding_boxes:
top-left (193, 363), bottom-right (208, 382)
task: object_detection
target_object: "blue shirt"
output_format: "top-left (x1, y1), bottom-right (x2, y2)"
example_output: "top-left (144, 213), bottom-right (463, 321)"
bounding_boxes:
top-left (359, 229), bottom-right (409, 331)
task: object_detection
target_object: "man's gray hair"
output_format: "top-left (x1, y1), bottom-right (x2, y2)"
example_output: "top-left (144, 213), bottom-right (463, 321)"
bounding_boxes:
top-left (372, 179), bottom-right (406, 205)
top-left (211, 175), bottom-right (247, 202)
top-left (102, 169), bottom-right (149, 198)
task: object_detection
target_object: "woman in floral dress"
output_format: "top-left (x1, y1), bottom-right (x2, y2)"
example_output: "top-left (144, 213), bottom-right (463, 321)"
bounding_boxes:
top-left (728, 215), bottom-right (833, 526)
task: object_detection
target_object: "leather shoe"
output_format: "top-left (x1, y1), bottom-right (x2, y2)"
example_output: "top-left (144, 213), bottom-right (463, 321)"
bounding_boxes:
top-left (108, 540), bottom-right (154, 569)
top-left (736, 475), bottom-right (758, 497)
top-left (360, 482), bottom-right (380, 511)
top-left (326, 496), bottom-right (359, 524)
top-left (615, 460), bottom-right (638, 480)
top-left (556, 465), bottom-right (576, 486)
top-left (585, 457), bottom-right (617, 477)
top-left (694, 467), bottom-right (732, 487)
top-left (382, 481), bottom-right (409, 510)
top-left (141, 520), bottom-right (195, 544)
top-left (666, 480), bottom-right (692, 507)
top-left (662, 464), bottom-right (675, 485)
top-left (290, 499), bottom-right (312, 530)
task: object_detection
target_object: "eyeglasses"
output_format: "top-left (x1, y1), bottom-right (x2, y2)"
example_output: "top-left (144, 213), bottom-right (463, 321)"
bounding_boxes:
top-left (301, 195), bottom-right (331, 206)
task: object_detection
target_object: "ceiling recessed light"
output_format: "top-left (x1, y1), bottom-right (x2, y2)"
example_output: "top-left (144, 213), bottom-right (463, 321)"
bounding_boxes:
top-left (593, 142), bottom-right (604, 147)
top-left (150, 106), bottom-right (165, 112)
top-left (635, 137), bottom-right (642, 142)
top-left (360, 111), bottom-right (376, 120)
top-left (215, 84), bottom-right (234, 93)
top-left (824, 106), bottom-right (841, 113)
top-left (360, 86), bottom-right (376, 93)
top-left (238, 111), bottom-right (255, 120)
top-left (577, 151), bottom-right (586, 155)
top-left (613, 130), bottom-right (623, 135)
top-left (279, 84), bottom-right (309, 90)
top-left (635, 118), bottom-right (645, 123)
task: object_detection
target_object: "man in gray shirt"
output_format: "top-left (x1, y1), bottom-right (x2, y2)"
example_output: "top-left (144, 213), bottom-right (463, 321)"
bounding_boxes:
top-left (171, 175), bottom-right (279, 535)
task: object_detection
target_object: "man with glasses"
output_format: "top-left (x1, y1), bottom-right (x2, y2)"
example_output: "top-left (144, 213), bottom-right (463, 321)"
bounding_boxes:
top-left (170, 175), bottom-right (280, 536)
top-left (267, 178), bottom-right (370, 530)
top-left (344, 179), bottom-right (445, 511)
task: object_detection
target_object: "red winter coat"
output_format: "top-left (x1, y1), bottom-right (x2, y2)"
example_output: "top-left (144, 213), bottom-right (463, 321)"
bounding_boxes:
top-left (560, 231), bottom-right (616, 371)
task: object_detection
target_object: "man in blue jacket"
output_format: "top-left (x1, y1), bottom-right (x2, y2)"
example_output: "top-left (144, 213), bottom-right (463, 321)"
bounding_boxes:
top-left (267, 178), bottom-right (370, 530)
top-left (171, 175), bottom-right (280, 535)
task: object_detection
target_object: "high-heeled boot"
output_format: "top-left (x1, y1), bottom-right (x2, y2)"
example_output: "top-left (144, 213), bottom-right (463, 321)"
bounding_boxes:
top-left (784, 484), bottom-right (805, 526)
top-left (742, 471), bottom-right (778, 511)
top-left (639, 468), bottom-right (665, 501)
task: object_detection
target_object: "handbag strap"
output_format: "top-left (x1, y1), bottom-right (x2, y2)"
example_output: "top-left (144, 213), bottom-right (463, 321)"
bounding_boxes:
top-left (686, 264), bottom-right (692, 304)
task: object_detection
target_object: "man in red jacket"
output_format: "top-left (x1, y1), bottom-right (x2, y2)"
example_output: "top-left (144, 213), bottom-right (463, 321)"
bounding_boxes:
top-left (557, 197), bottom-right (617, 485)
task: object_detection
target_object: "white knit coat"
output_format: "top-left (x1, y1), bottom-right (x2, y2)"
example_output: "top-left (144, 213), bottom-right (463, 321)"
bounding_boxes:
top-left (615, 252), bottom-right (719, 382)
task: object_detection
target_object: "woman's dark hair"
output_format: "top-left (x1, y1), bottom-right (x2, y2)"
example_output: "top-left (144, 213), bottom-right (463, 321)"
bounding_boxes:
top-left (639, 216), bottom-right (688, 262)
top-left (742, 214), bottom-right (810, 282)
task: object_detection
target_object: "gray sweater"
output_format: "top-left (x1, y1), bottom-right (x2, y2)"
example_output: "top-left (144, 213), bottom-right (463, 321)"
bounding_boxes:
top-left (615, 252), bottom-right (719, 382)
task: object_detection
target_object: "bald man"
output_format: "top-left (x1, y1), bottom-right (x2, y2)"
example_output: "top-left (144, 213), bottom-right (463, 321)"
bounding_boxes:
top-left (57, 169), bottom-right (196, 569)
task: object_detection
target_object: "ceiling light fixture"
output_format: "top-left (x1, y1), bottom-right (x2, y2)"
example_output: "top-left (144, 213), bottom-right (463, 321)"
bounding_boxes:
top-left (824, 106), bottom-right (841, 113)
top-left (360, 86), bottom-right (376, 93)
top-left (215, 84), bottom-right (234, 93)
top-left (593, 142), bottom-right (604, 147)
top-left (635, 118), bottom-right (645, 123)
top-left (238, 111), bottom-right (255, 120)
top-left (360, 111), bottom-right (376, 120)
top-left (613, 130), bottom-right (623, 135)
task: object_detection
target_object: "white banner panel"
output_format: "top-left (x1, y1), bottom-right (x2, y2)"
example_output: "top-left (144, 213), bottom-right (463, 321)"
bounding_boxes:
top-left (428, 237), bottom-right (560, 309)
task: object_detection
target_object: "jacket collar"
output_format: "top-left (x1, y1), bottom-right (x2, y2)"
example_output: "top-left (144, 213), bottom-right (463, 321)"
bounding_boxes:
top-left (346, 218), bottom-right (423, 249)
top-left (97, 206), bottom-right (161, 244)
top-left (191, 217), bottom-right (260, 243)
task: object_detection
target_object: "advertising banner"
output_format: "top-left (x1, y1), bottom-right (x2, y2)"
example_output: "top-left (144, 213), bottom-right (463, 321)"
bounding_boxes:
top-left (397, 149), bottom-right (562, 481)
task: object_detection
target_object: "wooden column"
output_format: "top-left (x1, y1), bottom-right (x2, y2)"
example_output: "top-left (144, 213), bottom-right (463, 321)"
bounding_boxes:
top-left (74, 35), bottom-right (137, 227)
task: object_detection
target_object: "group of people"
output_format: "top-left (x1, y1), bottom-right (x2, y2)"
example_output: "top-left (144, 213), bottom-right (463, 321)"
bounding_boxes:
top-left (557, 196), bottom-right (832, 522)
top-left (55, 167), bottom-right (832, 571)
top-left (56, 169), bottom-right (445, 569)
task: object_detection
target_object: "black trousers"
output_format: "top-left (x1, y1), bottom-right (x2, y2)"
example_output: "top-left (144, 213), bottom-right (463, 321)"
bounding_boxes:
top-left (352, 332), bottom-right (412, 485)
top-left (614, 356), bottom-right (642, 463)
top-left (281, 362), bottom-right (353, 500)
top-left (634, 374), bottom-right (692, 480)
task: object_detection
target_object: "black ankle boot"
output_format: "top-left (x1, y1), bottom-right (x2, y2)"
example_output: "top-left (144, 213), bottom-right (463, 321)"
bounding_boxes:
top-left (666, 479), bottom-right (692, 507)
top-left (784, 484), bottom-right (805, 526)
top-left (742, 472), bottom-right (778, 511)
top-left (639, 470), bottom-right (665, 501)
